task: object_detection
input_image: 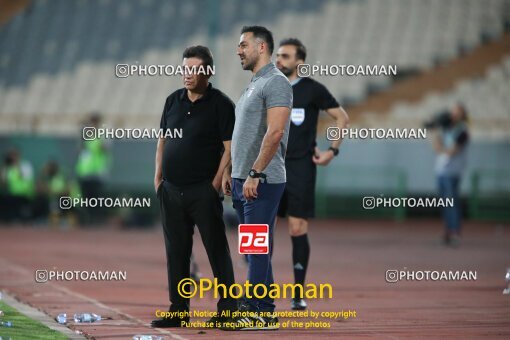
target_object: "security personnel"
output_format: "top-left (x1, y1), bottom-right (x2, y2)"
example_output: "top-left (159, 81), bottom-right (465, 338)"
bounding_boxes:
top-left (40, 160), bottom-right (79, 227)
top-left (1, 148), bottom-right (35, 221)
top-left (75, 114), bottom-right (110, 225)
top-left (76, 114), bottom-right (110, 200)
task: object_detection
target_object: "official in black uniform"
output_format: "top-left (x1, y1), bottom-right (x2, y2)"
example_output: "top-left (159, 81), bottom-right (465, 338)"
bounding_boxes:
top-left (275, 38), bottom-right (349, 310)
top-left (152, 46), bottom-right (237, 327)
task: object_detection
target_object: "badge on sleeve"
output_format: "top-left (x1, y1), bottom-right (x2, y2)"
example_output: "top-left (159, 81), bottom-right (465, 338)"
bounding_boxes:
top-left (246, 86), bottom-right (255, 98)
top-left (291, 108), bottom-right (305, 126)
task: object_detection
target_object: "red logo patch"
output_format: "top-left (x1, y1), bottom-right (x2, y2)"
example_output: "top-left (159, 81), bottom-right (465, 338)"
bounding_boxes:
top-left (238, 224), bottom-right (269, 254)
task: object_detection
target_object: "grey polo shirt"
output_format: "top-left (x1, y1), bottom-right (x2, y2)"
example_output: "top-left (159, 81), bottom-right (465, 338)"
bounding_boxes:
top-left (231, 62), bottom-right (293, 183)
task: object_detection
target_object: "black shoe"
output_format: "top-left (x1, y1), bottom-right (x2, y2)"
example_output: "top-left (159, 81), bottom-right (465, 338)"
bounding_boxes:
top-left (237, 300), bottom-right (251, 311)
top-left (206, 314), bottom-right (232, 328)
top-left (220, 312), bottom-right (279, 331)
top-left (291, 298), bottom-right (307, 310)
top-left (443, 232), bottom-right (461, 247)
top-left (151, 316), bottom-right (189, 328)
top-left (443, 232), bottom-right (451, 245)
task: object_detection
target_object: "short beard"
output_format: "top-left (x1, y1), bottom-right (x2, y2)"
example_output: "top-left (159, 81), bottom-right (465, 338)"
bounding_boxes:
top-left (242, 58), bottom-right (256, 71)
top-left (279, 66), bottom-right (293, 76)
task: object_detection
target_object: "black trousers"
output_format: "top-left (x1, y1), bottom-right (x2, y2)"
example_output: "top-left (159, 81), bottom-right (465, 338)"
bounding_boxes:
top-left (78, 177), bottom-right (104, 225)
top-left (158, 179), bottom-right (236, 312)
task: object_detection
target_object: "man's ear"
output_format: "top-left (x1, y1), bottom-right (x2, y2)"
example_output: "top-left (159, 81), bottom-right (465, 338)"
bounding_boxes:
top-left (259, 41), bottom-right (266, 55)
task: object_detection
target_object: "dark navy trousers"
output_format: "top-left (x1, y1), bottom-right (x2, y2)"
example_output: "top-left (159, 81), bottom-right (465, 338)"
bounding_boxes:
top-left (231, 178), bottom-right (285, 312)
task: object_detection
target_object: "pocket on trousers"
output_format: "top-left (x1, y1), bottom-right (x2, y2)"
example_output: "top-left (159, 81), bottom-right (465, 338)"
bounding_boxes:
top-left (207, 182), bottom-right (220, 196)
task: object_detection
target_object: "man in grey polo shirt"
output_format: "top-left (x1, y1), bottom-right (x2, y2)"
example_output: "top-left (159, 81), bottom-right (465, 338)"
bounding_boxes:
top-left (222, 26), bottom-right (292, 331)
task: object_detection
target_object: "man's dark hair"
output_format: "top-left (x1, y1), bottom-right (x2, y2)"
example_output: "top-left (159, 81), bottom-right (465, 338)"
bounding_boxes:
top-left (240, 25), bottom-right (274, 54)
top-left (182, 45), bottom-right (214, 68)
top-left (279, 38), bottom-right (307, 62)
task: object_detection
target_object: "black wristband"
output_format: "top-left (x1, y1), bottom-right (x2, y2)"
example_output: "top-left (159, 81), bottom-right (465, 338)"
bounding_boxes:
top-left (248, 169), bottom-right (267, 179)
top-left (328, 147), bottom-right (339, 156)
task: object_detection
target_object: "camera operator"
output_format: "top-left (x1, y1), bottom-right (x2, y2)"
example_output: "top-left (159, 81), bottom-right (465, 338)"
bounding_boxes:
top-left (427, 103), bottom-right (469, 247)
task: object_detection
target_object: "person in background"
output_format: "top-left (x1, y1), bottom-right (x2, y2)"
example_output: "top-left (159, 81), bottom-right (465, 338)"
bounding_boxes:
top-left (37, 160), bottom-right (79, 228)
top-left (432, 103), bottom-right (469, 247)
top-left (75, 113), bottom-right (110, 224)
top-left (275, 38), bottom-right (349, 310)
top-left (0, 148), bottom-right (35, 222)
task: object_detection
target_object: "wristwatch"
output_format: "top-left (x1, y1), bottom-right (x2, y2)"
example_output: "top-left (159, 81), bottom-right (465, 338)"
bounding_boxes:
top-left (248, 169), bottom-right (267, 179)
top-left (328, 146), bottom-right (339, 156)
